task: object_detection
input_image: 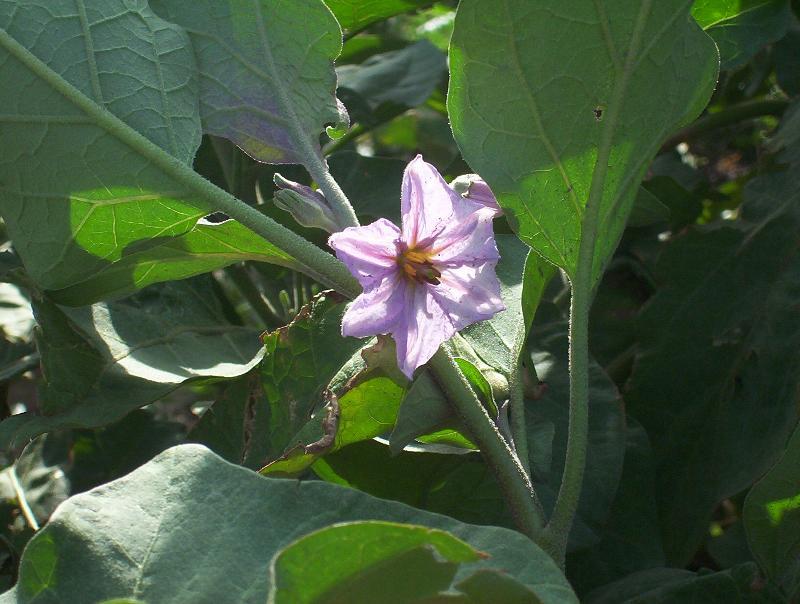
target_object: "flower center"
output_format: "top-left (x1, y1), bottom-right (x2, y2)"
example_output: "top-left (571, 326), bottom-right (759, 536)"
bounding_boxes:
top-left (397, 245), bottom-right (441, 285)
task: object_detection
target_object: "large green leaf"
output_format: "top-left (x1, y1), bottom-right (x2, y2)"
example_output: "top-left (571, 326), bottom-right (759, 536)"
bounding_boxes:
top-left (269, 521), bottom-right (483, 603)
top-left (692, 0), bottom-right (791, 69)
top-left (626, 167), bottom-right (800, 564)
top-left (324, 0), bottom-right (431, 34)
top-left (149, 0), bottom-right (345, 165)
top-left (0, 5), bottom-right (301, 304)
top-left (0, 279), bottom-right (262, 448)
top-left (0, 0), bottom-right (201, 164)
top-left (0, 444), bottom-right (577, 603)
top-left (744, 424), bottom-right (800, 598)
top-left (448, 0), bottom-right (718, 282)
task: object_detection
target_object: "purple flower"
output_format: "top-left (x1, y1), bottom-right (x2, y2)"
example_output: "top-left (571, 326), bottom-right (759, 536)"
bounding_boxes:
top-left (450, 174), bottom-right (502, 215)
top-left (328, 155), bottom-right (505, 378)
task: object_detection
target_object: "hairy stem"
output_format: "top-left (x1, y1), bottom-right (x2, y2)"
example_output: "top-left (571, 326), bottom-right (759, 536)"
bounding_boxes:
top-left (508, 363), bottom-right (530, 475)
top-left (429, 348), bottom-right (548, 549)
top-left (543, 0), bottom-right (652, 566)
top-left (305, 154), bottom-right (361, 229)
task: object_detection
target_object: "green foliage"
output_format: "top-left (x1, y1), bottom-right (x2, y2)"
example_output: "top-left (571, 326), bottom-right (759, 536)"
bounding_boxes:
top-left (448, 0), bottom-right (718, 283)
top-left (626, 166), bottom-right (800, 564)
top-left (324, 0), bottom-right (432, 34)
top-left (0, 5), bottom-right (299, 304)
top-left (692, 0), bottom-right (792, 69)
top-left (149, 0), bottom-right (345, 165)
top-left (0, 445), bottom-right (576, 604)
top-left (0, 279), bottom-right (261, 448)
top-left (744, 424), bottom-right (800, 599)
top-left (269, 521), bottom-right (484, 603)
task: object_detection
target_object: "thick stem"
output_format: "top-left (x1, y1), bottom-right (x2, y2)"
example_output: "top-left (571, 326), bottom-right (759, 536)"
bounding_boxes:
top-left (429, 348), bottom-right (549, 550)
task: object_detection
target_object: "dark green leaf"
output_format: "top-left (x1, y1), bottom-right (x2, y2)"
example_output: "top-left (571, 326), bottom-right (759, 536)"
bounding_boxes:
top-left (527, 319), bottom-right (626, 551)
top-left (744, 424), bottom-right (800, 598)
top-left (0, 445), bottom-right (577, 603)
top-left (328, 152), bottom-right (406, 224)
top-left (584, 564), bottom-right (772, 604)
top-left (448, 0), bottom-right (718, 282)
top-left (338, 40), bottom-right (446, 124)
top-left (628, 187), bottom-right (671, 228)
top-left (626, 167), bottom-right (800, 564)
top-left (566, 420), bottom-right (666, 596)
top-left (692, 0), bottom-right (792, 69)
top-left (775, 27), bottom-right (800, 96)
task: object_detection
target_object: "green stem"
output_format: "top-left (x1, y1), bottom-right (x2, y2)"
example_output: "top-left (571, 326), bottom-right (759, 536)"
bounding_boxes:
top-left (0, 29), bottom-right (362, 301)
top-left (661, 98), bottom-right (789, 151)
top-left (429, 348), bottom-right (548, 549)
top-left (305, 153), bottom-right (361, 229)
top-left (508, 363), bottom-right (530, 475)
top-left (543, 0), bottom-right (652, 566)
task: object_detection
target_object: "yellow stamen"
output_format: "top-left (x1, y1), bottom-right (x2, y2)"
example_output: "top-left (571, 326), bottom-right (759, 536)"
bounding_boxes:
top-left (397, 246), bottom-right (441, 285)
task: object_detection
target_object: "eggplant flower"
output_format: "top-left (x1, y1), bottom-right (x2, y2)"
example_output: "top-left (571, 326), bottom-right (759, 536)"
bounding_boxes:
top-left (328, 155), bottom-right (505, 378)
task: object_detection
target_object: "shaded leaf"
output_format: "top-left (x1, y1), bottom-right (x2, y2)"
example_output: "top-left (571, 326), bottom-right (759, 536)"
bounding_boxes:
top-left (527, 318), bottom-right (626, 552)
top-left (150, 0), bottom-right (345, 164)
top-left (328, 152), bottom-right (406, 224)
top-left (0, 444), bottom-right (577, 603)
top-left (626, 167), bottom-right (800, 564)
top-left (448, 0), bottom-right (718, 282)
top-left (0, 279), bottom-right (262, 448)
top-left (0, 8), bottom-right (299, 303)
top-left (692, 0), bottom-right (791, 69)
top-left (338, 40), bottom-right (446, 124)
top-left (744, 423), bottom-right (800, 598)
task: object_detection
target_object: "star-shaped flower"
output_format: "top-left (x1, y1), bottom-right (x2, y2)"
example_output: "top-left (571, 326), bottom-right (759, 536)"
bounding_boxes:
top-left (328, 155), bottom-right (505, 378)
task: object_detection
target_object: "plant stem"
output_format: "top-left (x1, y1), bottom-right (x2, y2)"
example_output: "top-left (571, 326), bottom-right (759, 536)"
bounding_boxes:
top-left (0, 30), bottom-right (363, 301)
top-left (429, 348), bottom-right (548, 549)
top-left (543, 0), bottom-right (651, 566)
top-left (508, 363), bottom-right (530, 475)
top-left (305, 153), bottom-right (361, 229)
top-left (661, 98), bottom-right (789, 151)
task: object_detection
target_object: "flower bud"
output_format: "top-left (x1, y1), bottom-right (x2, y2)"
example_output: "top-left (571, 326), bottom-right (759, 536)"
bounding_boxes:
top-left (450, 174), bottom-right (502, 215)
top-left (273, 174), bottom-right (340, 233)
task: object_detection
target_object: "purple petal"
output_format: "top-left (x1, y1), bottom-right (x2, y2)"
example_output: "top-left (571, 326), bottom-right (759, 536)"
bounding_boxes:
top-left (328, 218), bottom-right (401, 289)
top-left (401, 155), bottom-right (480, 246)
top-left (430, 209), bottom-right (500, 266)
top-left (431, 263), bottom-right (506, 329)
top-left (393, 286), bottom-right (457, 379)
top-left (341, 273), bottom-right (406, 338)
